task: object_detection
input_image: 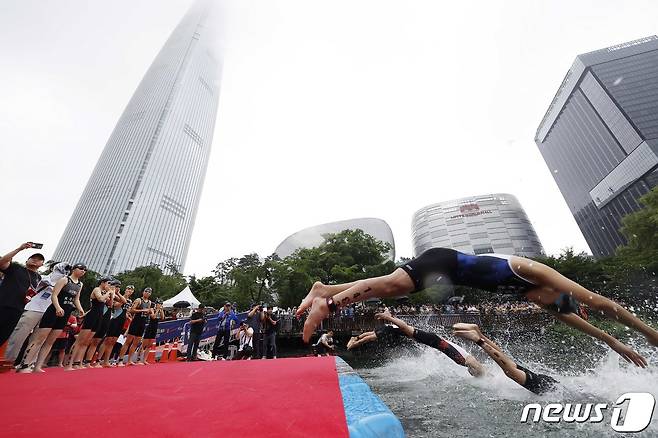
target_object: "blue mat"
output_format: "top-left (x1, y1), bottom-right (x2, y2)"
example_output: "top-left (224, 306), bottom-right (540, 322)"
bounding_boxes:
top-left (336, 357), bottom-right (405, 438)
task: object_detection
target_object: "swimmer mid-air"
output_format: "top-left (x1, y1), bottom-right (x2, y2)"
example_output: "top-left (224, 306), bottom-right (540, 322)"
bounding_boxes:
top-left (453, 323), bottom-right (558, 395)
top-left (297, 248), bottom-right (656, 367)
top-left (347, 310), bottom-right (485, 377)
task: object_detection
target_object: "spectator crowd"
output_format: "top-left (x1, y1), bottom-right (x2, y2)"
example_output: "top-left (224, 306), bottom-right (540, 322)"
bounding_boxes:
top-left (0, 242), bottom-right (285, 373)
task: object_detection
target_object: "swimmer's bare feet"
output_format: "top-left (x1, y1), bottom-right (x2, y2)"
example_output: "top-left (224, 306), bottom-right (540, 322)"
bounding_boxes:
top-left (303, 297), bottom-right (330, 343)
top-left (296, 282), bottom-right (333, 318)
top-left (465, 356), bottom-right (486, 378)
top-left (452, 323), bottom-right (483, 343)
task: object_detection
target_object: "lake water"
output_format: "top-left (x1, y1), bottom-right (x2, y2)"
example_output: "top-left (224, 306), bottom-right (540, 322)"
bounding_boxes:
top-left (343, 322), bottom-right (658, 438)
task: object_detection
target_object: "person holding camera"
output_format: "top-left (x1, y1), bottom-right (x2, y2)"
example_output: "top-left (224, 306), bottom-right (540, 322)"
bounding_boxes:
top-left (261, 306), bottom-right (278, 359)
top-left (234, 321), bottom-right (254, 360)
top-left (212, 302), bottom-right (238, 360)
top-left (0, 243), bottom-right (44, 351)
top-left (246, 303), bottom-right (263, 359)
top-left (187, 304), bottom-right (206, 361)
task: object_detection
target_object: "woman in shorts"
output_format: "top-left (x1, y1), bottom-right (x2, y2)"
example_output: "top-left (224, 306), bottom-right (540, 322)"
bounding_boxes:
top-left (17, 263), bottom-right (86, 373)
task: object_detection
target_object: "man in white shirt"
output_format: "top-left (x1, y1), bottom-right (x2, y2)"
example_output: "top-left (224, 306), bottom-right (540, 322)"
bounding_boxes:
top-left (314, 330), bottom-right (335, 356)
top-left (5, 262), bottom-right (70, 363)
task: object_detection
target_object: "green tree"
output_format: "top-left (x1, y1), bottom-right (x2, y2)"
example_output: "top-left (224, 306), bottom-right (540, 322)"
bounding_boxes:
top-left (114, 265), bottom-right (187, 301)
top-left (272, 229), bottom-right (395, 308)
top-left (617, 186), bottom-right (658, 272)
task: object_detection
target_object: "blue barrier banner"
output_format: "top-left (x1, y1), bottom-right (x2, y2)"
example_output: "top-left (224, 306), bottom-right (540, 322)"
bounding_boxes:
top-left (156, 311), bottom-right (248, 347)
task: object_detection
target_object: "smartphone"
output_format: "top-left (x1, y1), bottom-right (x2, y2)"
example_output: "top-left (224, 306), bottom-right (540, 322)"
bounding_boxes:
top-left (29, 242), bottom-right (44, 249)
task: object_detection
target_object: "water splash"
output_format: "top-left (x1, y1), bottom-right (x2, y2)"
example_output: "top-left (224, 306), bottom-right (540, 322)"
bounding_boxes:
top-left (355, 335), bottom-right (658, 437)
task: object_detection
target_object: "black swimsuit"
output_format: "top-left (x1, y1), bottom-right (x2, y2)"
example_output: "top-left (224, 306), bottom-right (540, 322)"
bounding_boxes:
top-left (108, 298), bottom-right (132, 337)
top-left (83, 293), bottom-right (107, 332)
top-left (39, 277), bottom-right (81, 330)
top-left (400, 248), bottom-right (537, 294)
top-left (143, 314), bottom-right (160, 340)
top-left (128, 299), bottom-right (151, 337)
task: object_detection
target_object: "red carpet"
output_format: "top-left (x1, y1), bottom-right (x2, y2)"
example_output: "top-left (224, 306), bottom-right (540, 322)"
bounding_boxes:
top-left (0, 357), bottom-right (348, 438)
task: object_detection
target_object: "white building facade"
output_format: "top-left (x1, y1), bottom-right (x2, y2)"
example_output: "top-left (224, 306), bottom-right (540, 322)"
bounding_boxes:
top-left (275, 218), bottom-right (396, 261)
top-left (412, 194), bottom-right (544, 258)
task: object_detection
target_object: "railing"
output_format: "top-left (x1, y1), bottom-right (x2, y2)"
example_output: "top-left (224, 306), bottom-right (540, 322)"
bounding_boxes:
top-left (275, 313), bottom-right (483, 336)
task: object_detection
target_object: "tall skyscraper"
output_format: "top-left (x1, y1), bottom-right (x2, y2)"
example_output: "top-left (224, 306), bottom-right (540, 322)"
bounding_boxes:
top-left (53, 0), bottom-right (221, 274)
top-left (412, 194), bottom-right (544, 258)
top-left (535, 36), bottom-right (658, 258)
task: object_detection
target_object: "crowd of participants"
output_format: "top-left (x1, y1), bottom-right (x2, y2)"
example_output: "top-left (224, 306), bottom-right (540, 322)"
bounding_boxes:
top-left (0, 243), bottom-right (287, 373)
top-left (0, 243), bottom-right (170, 372)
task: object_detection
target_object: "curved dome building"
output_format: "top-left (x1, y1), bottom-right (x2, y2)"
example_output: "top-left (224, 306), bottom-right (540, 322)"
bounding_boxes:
top-left (275, 218), bottom-right (396, 260)
top-left (412, 194), bottom-right (544, 258)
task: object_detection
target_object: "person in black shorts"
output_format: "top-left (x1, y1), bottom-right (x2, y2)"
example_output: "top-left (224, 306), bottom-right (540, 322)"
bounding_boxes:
top-left (66, 276), bottom-right (114, 370)
top-left (86, 279), bottom-right (121, 367)
top-left (138, 298), bottom-right (164, 365)
top-left (297, 247), bottom-right (654, 367)
top-left (347, 310), bottom-right (485, 377)
top-left (18, 263), bottom-right (86, 373)
top-left (99, 284), bottom-right (133, 367)
top-left (187, 304), bottom-right (206, 361)
top-left (453, 323), bottom-right (558, 395)
top-left (118, 287), bottom-right (152, 366)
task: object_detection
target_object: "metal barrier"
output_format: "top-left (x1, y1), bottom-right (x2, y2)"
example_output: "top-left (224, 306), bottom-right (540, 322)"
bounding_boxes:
top-left (275, 313), bottom-right (483, 336)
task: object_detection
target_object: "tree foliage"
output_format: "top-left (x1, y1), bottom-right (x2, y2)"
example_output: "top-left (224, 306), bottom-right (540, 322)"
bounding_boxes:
top-left (616, 186), bottom-right (658, 272)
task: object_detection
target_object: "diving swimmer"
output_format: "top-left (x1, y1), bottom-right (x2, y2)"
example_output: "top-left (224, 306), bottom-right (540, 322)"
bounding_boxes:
top-left (453, 323), bottom-right (558, 395)
top-left (347, 310), bottom-right (485, 377)
top-left (297, 247), bottom-right (655, 367)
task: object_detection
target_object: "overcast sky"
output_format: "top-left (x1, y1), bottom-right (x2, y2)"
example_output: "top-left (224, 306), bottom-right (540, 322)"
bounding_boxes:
top-left (2, 0), bottom-right (657, 277)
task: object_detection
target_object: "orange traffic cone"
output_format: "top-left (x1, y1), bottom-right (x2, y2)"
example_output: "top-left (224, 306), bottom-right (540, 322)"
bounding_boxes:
top-left (146, 348), bottom-right (156, 364)
top-left (0, 341), bottom-right (7, 361)
top-left (0, 341), bottom-right (11, 374)
top-left (169, 342), bottom-right (178, 361)
top-left (160, 343), bottom-right (171, 363)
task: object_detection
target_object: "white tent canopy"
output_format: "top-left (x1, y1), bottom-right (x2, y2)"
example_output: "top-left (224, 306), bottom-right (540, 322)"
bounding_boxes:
top-left (163, 286), bottom-right (201, 309)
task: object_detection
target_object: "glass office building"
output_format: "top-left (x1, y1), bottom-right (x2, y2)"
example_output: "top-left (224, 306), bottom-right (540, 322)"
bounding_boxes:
top-left (275, 218), bottom-right (396, 261)
top-left (412, 194), bottom-right (544, 258)
top-left (53, 0), bottom-right (221, 274)
top-left (535, 36), bottom-right (658, 258)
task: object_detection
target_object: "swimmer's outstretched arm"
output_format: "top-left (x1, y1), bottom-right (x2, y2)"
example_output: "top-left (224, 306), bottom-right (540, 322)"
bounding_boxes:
top-left (518, 258), bottom-right (658, 348)
top-left (300, 269), bottom-right (414, 342)
top-left (549, 310), bottom-right (647, 368)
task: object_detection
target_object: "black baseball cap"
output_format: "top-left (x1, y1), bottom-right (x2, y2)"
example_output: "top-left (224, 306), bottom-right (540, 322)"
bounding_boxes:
top-left (109, 279), bottom-right (122, 286)
top-left (99, 276), bottom-right (112, 283)
top-left (71, 263), bottom-right (87, 271)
